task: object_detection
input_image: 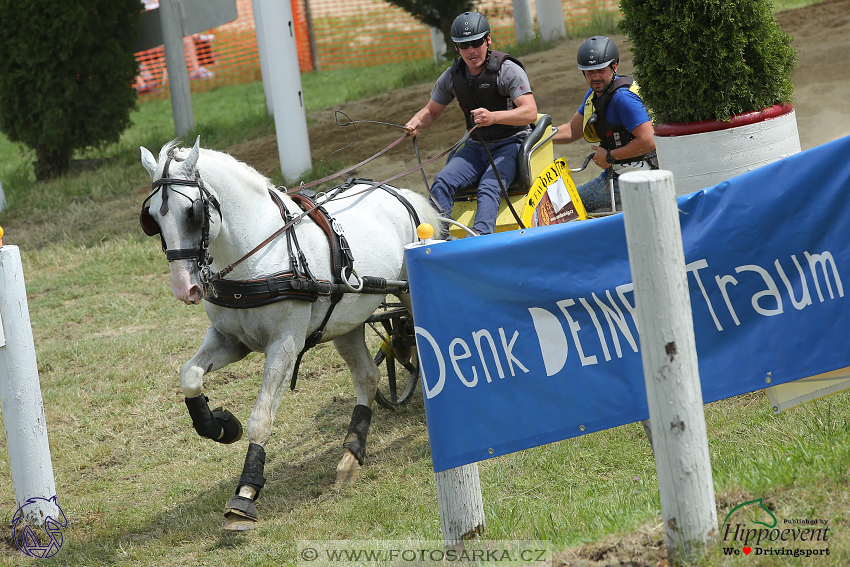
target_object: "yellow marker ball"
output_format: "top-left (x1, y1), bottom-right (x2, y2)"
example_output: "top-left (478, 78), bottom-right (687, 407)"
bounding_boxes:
top-left (416, 223), bottom-right (434, 240)
top-left (0, 226), bottom-right (4, 239)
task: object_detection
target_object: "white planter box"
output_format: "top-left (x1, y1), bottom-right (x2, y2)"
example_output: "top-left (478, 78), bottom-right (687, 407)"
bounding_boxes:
top-left (654, 104), bottom-right (801, 196)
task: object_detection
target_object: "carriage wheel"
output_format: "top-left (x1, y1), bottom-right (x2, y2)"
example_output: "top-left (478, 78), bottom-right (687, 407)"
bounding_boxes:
top-left (367, 306), bottom-right (419, 409)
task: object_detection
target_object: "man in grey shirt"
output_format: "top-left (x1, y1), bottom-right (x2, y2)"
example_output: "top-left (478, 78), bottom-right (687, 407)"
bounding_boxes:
top-left (405, 12), bottom-right (537, 235)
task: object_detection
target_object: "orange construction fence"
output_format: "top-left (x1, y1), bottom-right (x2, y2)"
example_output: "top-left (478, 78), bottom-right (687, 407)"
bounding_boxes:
top-left (134, 0), bottom-right (619, 100)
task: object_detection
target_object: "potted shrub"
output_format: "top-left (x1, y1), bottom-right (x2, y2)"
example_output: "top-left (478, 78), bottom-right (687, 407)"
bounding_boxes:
top-left (619, 0), bottom-right (800, 195)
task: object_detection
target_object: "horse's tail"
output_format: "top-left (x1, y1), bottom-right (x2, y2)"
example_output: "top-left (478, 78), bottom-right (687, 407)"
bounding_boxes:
top-left (396, 188), bottom-right (442, 241)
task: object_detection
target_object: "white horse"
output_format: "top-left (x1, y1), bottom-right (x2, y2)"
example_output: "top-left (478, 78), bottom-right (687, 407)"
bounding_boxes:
top-left (139, 137), bottom-right (439, 531)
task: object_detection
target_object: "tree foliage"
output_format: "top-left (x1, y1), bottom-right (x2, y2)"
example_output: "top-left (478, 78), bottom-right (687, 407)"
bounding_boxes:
top-left (0, 0), bottom-right (141, 180)
top-left (385, 0), bottom-right (474, 59)
top-left (618, 0), bottom-right (797, 123)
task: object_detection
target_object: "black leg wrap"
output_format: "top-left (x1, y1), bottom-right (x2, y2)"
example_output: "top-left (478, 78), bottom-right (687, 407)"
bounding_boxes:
top-left (184, 395), bottom-right (243, 444)
top-left (343, 404), bottom-right (372, 466)
top-left (237, 443), bottom-right (266, 500)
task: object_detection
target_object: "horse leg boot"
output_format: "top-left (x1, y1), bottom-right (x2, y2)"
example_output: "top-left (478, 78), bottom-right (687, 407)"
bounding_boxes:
top-left (223, 443), bottom-right (266, 532)
top-left (333, 326), bottom-right (379, 487)
top-left (185, 394), bottom-right (243, 444)
top-left (181, 326), bottom-right (250, 444)
top-left (336, 404), bottom-right (372, 487)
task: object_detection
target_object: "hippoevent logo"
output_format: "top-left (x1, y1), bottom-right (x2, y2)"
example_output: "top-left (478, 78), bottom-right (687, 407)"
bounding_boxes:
top-left (721, 498), bottom-right (830, 558)
top-left (11, 496), bottom-right (67, 558)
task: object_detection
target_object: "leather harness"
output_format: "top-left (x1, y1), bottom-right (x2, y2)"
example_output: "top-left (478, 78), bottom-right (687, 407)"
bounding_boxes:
top-left (141, 169), bottom-right (420, 391)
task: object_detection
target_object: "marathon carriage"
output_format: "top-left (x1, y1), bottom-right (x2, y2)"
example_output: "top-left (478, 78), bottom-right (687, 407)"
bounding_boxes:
top-left (368, 114), bottom-right (607, 407)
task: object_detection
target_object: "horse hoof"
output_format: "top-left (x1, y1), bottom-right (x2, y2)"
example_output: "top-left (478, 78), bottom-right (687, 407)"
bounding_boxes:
top-left (335, 450), bottom-right (362, 488)
top-left (222, 495), bottom-right (257, 532)
top-left (212, 407), bottom-right (243, 444)
top-left (222, 513), bottom-right (257, 532)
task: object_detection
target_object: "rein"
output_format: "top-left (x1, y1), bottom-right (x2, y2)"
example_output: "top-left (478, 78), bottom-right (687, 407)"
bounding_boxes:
top-left (475, 131), bottom-right (527, 230)
top-left (285, 131), bottom-right (410, 194)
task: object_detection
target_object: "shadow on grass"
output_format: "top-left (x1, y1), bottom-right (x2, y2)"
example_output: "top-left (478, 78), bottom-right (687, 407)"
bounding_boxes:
top-left (41, 391), bottom-right (430, 566)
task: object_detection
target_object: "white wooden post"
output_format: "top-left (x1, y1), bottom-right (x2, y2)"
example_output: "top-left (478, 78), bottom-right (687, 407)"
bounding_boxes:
top-left (0, 245), bottom-right (59, 525)
top-left (536, 0), bottom-right (566, 42)
top-left (435, 463), bottom-right (485, 546)
top-left (512, 0), bottom-right (535, 44)
top-left (256, 0), bottom-right (312, 182)
top-left (405, 231), bottom-right (485, 548)
top-left (251, 0), bottom-right (275, 118)
top-left (0, 180), bottom-right (6, 212)
top-left (159, 0), bottom-right (195, 136)
top-left (620, 170), bottom-right (717, 563)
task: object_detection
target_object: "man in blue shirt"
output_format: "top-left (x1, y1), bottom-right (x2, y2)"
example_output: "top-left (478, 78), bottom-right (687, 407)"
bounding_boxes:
top-left (553, 36), bottom-right (658, 212)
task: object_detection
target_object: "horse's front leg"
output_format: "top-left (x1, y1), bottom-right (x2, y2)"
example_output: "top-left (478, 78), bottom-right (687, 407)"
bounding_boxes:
top-left (182, 325), bottom-right (251, 444)
top-left (332, 324), bottom-right (380, 487)
top-left (223, 332), bottom-right (303, 532)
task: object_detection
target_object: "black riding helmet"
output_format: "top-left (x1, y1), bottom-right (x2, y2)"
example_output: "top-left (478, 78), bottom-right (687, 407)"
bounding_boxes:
top-left (451, 12), bottom-right (490, 43)
top-left (577, 36), bottom-right (619, 70)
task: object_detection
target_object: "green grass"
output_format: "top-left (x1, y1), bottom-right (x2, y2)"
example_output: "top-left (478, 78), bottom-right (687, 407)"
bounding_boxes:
top-left (0, 2), bottom-right (845, 564)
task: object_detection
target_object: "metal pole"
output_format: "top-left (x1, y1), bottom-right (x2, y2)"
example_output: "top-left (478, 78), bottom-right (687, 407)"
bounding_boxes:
top-left (0, 245), bottom-right (59, 525)
top-left (303, 0), bottom-right (320, 71)
top-left (620, 170), bottom-right (717, 563)
top-left (536, 0), bottom-right (566, 42)
top-left (512, 0), bottom-right (535, 44)
top-left (251, 0), bottom-right (275, 117)
top-left (159, 0), bottom-right (194, 136)
top-left (257, 0), bottom-right (312, 182)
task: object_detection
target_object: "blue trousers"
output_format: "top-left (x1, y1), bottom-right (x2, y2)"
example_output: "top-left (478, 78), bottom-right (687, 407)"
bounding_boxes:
top-left (576, 171), bottom-right (620, 213)
top-left (429, 136), bottom-right (521, 235)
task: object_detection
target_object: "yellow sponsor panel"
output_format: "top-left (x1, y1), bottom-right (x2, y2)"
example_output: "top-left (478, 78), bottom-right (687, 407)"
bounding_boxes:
top-left (447, 157), bottom-right (588, 237)
top-left (764, 368), bottom-right (850, 413)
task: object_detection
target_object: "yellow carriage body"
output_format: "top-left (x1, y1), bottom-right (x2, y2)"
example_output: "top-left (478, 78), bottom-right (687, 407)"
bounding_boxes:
top-left (448, 114), bottom-right (586, 237)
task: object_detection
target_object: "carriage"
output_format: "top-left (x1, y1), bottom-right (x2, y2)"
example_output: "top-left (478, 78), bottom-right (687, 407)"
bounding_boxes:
top-left (367, 114), bottom-right (606, 408)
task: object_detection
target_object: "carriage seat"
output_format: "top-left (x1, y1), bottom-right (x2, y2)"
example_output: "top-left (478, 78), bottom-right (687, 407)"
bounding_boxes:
top-left (447, 114), bottom-right (556, 201)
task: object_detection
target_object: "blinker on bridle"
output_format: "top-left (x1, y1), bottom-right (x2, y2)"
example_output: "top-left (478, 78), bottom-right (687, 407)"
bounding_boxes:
top-left (139, 154), bottom-right (221, 275)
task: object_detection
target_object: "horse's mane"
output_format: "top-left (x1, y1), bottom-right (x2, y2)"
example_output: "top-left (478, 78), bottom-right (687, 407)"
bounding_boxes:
top-left (161, 139), bottom-right (274, 200)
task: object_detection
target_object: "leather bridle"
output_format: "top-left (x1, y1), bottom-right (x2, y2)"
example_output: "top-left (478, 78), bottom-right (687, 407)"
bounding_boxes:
top-left (139, 154), bottom-right (221, 282)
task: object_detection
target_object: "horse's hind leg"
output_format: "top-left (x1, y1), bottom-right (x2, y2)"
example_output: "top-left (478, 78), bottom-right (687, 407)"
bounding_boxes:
top-left (332, 324), bottom-right (380, 487)
top-left (181, 325), bottom-right (250, 444)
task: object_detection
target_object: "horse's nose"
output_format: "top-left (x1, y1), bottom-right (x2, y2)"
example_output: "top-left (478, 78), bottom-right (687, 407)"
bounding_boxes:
top-left (186, 285), bottom-right (203, 305)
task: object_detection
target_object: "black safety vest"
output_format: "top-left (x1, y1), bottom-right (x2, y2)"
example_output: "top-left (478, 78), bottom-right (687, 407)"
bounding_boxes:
top-left (451, 51), bottom-right (528, 142)
top-left (582, 76), bottom-right (659, 168)
top-left (582, 76), bottom-right (639, 149)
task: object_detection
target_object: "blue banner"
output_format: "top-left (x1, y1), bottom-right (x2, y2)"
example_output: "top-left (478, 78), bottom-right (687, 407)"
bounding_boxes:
top-left (406, 136), bottom-right (850, 472)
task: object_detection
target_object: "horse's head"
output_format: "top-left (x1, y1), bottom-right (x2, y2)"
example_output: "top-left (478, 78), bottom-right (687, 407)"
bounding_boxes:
top-left (139, 137), bottom-right (221, 305)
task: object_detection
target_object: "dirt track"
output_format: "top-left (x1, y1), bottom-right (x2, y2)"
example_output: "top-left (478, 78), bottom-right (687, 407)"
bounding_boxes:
top-left (228, 0), bottom-right (850, 193)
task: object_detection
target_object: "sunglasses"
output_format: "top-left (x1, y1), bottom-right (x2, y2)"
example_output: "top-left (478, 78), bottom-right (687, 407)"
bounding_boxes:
top-left (455, 37), bottom-right (486, 50)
